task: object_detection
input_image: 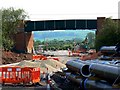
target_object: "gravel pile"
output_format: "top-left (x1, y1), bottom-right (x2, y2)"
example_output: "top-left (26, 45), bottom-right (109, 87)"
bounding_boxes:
top-left (17, 60), bottom-right (40, 67)
top-left (17, 59), bottom-right (66, 73)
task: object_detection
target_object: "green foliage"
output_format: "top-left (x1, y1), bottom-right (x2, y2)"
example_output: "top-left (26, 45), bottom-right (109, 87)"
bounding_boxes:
top-left (34, 38), bottom-right (83, 51)
top-left (1, 7), bottom-right (28, 50)
top-left (86, 32), bottom-right (95, 49)
top-left (2, 36), bottom-right (14, 50)
top-left (0, 9), bottom-right (2, 48)
top-left (82, 32), bottom-right (95, 49)
top-left (34, 32), bottom-right (96, 51)
top-left (95, 18), bottom-right (120, 51)
top-left (34, 40), bottom-right (41, 51)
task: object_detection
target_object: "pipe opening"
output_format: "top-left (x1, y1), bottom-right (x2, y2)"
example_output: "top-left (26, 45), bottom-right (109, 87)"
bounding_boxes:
top-left (81, 65), bottom-right (90, 77)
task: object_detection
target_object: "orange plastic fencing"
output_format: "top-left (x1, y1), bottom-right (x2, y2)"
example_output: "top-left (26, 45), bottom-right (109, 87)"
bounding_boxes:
top-left (32, 55), bottom-right (47, 60)
top-left (33, 55), bottom-right (59, 61)
top-left (0, 66), bottom-right (40, 84)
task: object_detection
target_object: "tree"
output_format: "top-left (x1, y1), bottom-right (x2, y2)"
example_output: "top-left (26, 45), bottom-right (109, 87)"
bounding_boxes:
top-left (0, 10), bottom-right (2, 48)
top-left (34, 40), bottom-right (41, 51)
top-left (82, 32), bottom-right (95, 49)
top-left (1, 7), bottom-right (28, 50)
top-left (95, 18), bottom-right (120, 51)
top-left (86, 32), bottom-right (95, 49)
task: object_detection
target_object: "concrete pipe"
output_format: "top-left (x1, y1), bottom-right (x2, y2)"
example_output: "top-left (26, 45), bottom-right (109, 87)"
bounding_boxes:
top-left (100, 46), bottom-right (118, 54)
top-left (89, 63), bottom-right (120, 83)
top-left (66, 74), bottom-right (85, 89)
top-left (84, 79), bottom-right (113, 90)
top-left (66, 60), bottom-right (91, 77)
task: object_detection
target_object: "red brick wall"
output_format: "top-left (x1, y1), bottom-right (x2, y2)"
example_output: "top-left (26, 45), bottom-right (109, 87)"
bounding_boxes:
top-left (15, 32), bottom-right (25, 52)
top-left (15, 32), bottom-right (33, 53)
top-left (25, 32), bottom-right (33, 53)
top-left (97, 17), bottom-right (105, 34)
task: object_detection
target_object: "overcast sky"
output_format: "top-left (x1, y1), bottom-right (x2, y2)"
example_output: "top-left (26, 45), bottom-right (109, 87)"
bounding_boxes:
top-left (1, 0), bottom-right (120, 20)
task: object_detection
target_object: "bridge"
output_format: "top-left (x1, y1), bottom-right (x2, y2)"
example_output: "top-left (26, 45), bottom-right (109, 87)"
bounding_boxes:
top-left (24, 19), bottom-right (97, 32)
top-left (15, 17), bottom-right (106, 53)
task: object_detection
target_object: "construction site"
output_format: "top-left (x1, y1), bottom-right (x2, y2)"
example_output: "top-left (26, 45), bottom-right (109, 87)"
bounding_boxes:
top-left (1, 2), bottom-right (120, 89)
top-left (1, 44), bottom-right (120, 90)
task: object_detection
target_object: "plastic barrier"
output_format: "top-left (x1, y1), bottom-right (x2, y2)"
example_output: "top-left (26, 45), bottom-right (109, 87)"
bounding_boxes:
top-left (0, 66), bottom-right (40, 85)
top-left (32, 55), bottom-right (47, 60)
top-left (33, 55), bottom-right (59, 61)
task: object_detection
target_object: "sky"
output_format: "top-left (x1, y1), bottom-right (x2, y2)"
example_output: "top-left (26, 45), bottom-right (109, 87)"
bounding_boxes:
top-left (0, 0), bottom-right (120, 20)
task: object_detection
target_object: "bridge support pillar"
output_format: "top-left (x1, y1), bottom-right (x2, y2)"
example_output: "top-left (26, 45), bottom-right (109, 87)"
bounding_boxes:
top-left (15, 32), bottom-right (33, 53)
top-left (97, 17), bottom-right (105, 34)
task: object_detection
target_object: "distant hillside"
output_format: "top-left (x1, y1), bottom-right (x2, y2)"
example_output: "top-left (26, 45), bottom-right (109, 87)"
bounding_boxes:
top-left (33, 30), bottom-right (96, 41)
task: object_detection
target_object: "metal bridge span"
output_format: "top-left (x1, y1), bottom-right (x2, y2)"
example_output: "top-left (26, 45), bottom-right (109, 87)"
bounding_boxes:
top-left (24, 19), bottom-right (97, 32)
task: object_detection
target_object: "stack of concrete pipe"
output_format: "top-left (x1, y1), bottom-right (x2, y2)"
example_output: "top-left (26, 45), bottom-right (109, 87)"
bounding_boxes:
top-left (66, 59), bottom-right (120, 89)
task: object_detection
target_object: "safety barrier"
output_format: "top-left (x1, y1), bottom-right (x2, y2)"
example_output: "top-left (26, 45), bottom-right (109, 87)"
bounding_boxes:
top-left (33, 55), bottom-right (59, 61)
top-left (32, 55), bottom-right (47, 60)
top-left (0, 66), bottom-right (40, 85)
